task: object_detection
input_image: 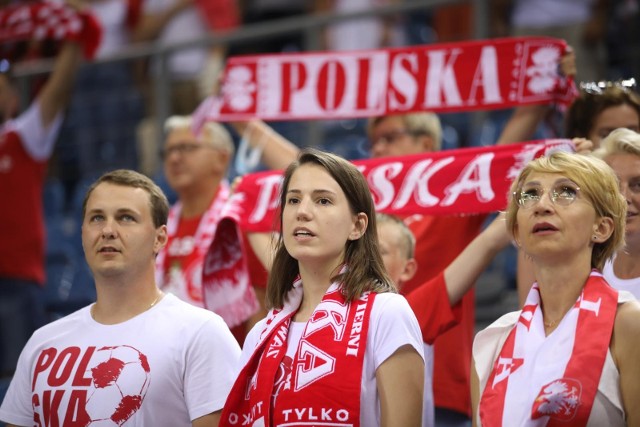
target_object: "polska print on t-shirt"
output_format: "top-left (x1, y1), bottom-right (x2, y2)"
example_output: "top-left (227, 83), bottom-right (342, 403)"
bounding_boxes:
top-left (31, 345), bottom-right (151, 425)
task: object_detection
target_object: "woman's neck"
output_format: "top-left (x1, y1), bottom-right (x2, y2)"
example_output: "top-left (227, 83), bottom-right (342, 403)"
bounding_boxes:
top-left (534, 258), bottom-right (591, 332)
top-left (294, 262), bottom-right (341, 322)
top-left (613, 247), bottom-right (640, 279)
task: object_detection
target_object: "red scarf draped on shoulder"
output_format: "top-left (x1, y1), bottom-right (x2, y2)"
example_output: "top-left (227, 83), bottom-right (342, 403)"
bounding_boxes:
top-left (221, 281), bottom-right (376, 427)
top-left (480, 271), bottom-right (618, 426)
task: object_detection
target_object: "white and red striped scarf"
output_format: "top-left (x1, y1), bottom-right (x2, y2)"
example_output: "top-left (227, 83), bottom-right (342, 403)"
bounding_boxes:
top-left (225, 139), bottom-right (574, 233)
top-left (193, 36), bottom-right (576, 125)
top-left (220, 280), bottom-right (376, 427)
top-left (0, 1), bottom-right (102, 59)
top-left (157, 182), bottom-right (257, 328)
top-left (479, 271), bottom-right (618, 426)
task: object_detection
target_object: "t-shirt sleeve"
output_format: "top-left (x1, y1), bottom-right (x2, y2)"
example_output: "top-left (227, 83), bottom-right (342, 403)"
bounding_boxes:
top-left (13, 100), bottom-right (63, 161)
top-left (405, 271), bottom-right (463, 345)
top-left (370, 293), bottom-right (424, 371)
top-left (0, 339), bottom-right (38, 426)
top-left (183, 314), bottom-right (242, 420)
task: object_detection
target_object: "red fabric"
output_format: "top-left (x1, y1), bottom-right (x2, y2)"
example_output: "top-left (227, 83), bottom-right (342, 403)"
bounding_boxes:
top-left (197, 36), bottom-right (576, 122)
top-left (242, 233), bottom-right (268, 289)
top-left (403, 214), bottom-right (486, 416)
top-left (405, 271), bottom-right (463, 345)
top-left (195, 0), bottom-right (240, 31)
top-left (228, 140), bottom-right (574, 233)
top-left (0, 130), bottom-right (46, 284)
top-left (126, 0), bottom-right (143, 29)
top-left (220, 285), bottom-right (376, 427)
top-left (0, 1), bottom-right (103, 59)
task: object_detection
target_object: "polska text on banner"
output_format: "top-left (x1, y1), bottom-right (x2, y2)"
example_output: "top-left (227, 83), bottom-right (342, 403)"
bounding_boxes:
top-left (225, 139), bottom-right (575, 233)
top-left (197, 37), bottom-right (576, 122)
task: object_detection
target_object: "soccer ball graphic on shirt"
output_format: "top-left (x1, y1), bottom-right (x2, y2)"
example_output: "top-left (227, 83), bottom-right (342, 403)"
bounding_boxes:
top-left (85, 345), bottom-right (151, 425)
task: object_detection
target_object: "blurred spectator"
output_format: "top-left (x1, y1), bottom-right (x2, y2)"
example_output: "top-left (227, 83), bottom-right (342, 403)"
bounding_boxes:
top-left (491, 0), bottom-right (609, 83)
top-left (0, 40), bottom-right (83, 380)
top-left (156, 116), bottom-right (268, 344)
top-left (133, 0), bottom-right (237, 177)
top-left (52, 0), bottom-right (145, 200)
top-left (606, 0), bottom-right (640, 80)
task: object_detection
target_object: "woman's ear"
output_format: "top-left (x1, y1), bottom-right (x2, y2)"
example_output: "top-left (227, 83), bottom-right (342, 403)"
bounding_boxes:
top-left (592, 216), bottom-right (614, 243)
top-left (349, 212), bottom-right (368, 241)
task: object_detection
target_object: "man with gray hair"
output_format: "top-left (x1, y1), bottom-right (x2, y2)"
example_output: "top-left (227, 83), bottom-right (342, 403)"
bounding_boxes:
top-left (156, 116), bottom-right (268, 343)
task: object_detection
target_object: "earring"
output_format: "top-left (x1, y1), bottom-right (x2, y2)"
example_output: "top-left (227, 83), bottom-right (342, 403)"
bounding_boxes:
top-left (592, 235), bottom-right (597, 241)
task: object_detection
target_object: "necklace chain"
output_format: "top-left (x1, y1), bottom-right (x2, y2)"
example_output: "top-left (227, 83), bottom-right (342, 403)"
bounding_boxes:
top-left (91, 291), bottom-right (164, 319)
top-left (543, 317), bottom-right (560, 328)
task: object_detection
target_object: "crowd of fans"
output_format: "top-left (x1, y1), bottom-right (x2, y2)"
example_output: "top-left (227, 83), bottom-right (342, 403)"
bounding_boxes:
top-left (1, 0), bottom-right (640, 426)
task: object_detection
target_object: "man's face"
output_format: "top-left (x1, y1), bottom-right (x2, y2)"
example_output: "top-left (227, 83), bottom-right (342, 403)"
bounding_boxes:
top-left (369, 116), bottom-right (430, 158)
top-left (82, 183), bottom-right (167, 280)
top-left (162, 128), bottom-right (228, 193)
top-left (377, 221), bottom-right (415, 288)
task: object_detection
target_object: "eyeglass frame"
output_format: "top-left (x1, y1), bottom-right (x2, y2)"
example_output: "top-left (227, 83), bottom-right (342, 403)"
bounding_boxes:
top-left (579, 78), bottom-right (636, 95)
top-left (514, 184), bottom-right (582, 209)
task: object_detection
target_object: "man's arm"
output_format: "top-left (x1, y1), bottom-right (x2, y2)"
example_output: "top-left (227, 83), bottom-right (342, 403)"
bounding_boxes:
top-left (231, 120), bottom-right (300, 170)
top-left (443, 213), bottom-right (511, 305)
top-left (38, 41), bottom-right (83, 128)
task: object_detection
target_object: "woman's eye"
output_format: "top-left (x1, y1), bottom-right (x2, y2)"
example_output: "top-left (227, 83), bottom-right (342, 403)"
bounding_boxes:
top-left (286, 197), bottom-right (299, 205)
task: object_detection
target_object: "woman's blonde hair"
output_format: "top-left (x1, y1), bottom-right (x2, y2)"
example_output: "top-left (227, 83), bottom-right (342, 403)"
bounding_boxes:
top-left (505, 151), bottom-right (626, 270)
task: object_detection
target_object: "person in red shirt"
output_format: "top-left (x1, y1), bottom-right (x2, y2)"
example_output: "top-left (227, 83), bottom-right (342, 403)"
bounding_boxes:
top-left (376, 212), bottom-right (511, 426)
top-left (0, 41), bottom-right (82, 380)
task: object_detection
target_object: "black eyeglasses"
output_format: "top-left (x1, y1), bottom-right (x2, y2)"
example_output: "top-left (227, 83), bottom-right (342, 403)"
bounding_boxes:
top-left (579, 78), bottom-right (636, 95)
top-left (161, 143), bottom-right (214, 159)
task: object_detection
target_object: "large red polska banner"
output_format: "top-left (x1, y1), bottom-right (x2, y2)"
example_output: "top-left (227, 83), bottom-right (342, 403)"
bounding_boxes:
top-left (225, 139), bottom-right (575, 233)
top-left (198, 37), bottom-right (574, 122)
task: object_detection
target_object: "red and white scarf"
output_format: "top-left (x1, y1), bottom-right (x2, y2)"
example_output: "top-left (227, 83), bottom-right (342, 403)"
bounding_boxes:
top-left (220, 280), bottom-right (376, 427)
top-left (157, 182), bottom-right (258, 327)
top-left (225, 139), bottom-right (574, 233)
top-left (193, 36), bottom-right (575, 124)
top-left (479, 271), bottom-right (618, 426)
top-left (0, 1), bottom-right (102, 59)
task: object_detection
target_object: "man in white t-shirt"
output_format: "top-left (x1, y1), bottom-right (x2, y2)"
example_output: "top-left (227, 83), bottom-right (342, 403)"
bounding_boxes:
top-left (0, 169), bottom-right (240, 426)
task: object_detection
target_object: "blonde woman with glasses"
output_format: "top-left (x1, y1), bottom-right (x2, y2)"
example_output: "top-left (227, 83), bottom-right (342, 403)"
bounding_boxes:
top-left (471, 151), bottom-right (640, 426)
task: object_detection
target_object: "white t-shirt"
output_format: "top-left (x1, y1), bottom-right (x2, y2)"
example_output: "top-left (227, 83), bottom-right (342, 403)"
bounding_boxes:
top-left (0, 294), bottom-right (241, 426)
top-left (242, 292), bottom-right (425, 426)
top-left (143, 0), bottom-right (209, 79)
top-left (603, 257), bottom-right (640, 299)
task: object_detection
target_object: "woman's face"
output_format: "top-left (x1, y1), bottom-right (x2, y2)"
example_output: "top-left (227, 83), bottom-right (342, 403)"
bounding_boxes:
top-left (282, 163), bottom-right (364, 270)
top-left (589, 104), bottom-right (640, 147)
top-left (605, 153), bottom-right (640, 247)
top-left (514, 172), bottom-right (600, 265)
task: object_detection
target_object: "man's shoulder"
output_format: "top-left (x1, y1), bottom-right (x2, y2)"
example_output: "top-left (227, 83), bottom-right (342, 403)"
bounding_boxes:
top-left (160, 294), bottom-right (227, 325)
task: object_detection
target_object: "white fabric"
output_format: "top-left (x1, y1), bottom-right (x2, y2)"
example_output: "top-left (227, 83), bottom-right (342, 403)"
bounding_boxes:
top-left (143, 0), bottom-right (209, 79)
top-left (0, 294), bottom-right (241, 426)
top-left (242, 292), bottom-right (425, 427)
top-left (422, 342), bottom-right (435, 427)
top-left (603, 256), bottom-right (640, 299)
top-left (473, 291), bottom-right (636, 427)
top-left (89, 0), bottom-right (130, 58)
top-left (511, 0), bottom-right (595, 28)
top-left (9, 101), bottom-right (62, 161)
